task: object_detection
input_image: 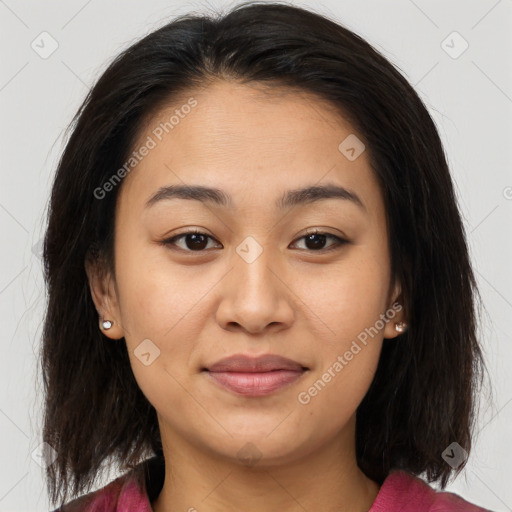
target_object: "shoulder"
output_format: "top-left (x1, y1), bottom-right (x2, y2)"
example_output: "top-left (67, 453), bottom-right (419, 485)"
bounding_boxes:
top-left (50, 467), bottom-right (150, 512)
top-left (370, 470), bottom-right (494, 512)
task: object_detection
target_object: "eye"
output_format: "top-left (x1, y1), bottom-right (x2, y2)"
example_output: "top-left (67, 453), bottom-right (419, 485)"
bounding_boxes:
top-left (290, 229), bottom-right (348, 252)
top-left (161, 229), bottom-right (222, 252)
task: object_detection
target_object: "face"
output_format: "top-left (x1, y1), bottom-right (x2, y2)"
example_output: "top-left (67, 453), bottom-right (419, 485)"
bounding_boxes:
top-left (87, 80), bottom-right (404, 467)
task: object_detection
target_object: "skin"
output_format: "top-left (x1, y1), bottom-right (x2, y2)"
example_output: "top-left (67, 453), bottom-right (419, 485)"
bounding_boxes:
top-left (86, 79), bottom-right (406, 511)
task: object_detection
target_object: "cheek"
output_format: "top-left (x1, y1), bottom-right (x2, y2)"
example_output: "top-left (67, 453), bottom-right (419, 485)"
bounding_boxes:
top-left (113, 255), bottom-right (204, 408)
top-left (292, 251), bottom-right (388, 406)
top-left (296, 333), bottom-right (383, 426)
top-left (295, 253), bottom-right (390, 344)
top-left (114, 236), bottom-right (207, 340)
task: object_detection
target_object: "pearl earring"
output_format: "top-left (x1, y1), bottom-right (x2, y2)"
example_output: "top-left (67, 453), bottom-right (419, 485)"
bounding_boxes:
top-left (395, 321), bottom-right (407, 333)
top-left (101, 319), bottom-right (113, 330)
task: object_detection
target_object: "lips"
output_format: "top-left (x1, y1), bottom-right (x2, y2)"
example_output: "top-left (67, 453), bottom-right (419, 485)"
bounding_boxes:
top-left (203, 354), bottom-right (308, 397)
top-left (205, 354), bottom-right (307, 373)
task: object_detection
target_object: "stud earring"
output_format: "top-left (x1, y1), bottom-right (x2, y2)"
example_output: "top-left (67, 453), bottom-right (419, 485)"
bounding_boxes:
top-left (395, 321), bottom-right (407, 333)
top-left (101, 319), bottom-right (113, 330)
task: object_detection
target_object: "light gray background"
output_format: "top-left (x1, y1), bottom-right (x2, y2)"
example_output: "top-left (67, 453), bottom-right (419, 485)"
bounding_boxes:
top-left (1, 0), bottom-right (511, 510)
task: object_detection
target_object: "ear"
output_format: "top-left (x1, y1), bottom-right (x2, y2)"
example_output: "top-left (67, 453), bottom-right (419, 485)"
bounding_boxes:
top-left (85, 254), bottom-right (125, 340)
top-left (383, 278), bottom-right (408, 340)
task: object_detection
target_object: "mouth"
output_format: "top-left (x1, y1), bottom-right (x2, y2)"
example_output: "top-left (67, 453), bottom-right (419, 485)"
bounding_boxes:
top-left (202, 353), bottom-right (309, 397)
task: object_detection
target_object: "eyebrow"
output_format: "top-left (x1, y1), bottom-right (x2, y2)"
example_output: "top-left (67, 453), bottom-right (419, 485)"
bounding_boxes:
top-left (145, 183), bottom-right (366, 213)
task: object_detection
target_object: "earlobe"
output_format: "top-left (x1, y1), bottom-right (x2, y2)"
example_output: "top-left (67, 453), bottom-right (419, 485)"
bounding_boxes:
top-left (84, 256), bottom-right (125, 340)
top-left (384, 279), bottom-right (408, 339)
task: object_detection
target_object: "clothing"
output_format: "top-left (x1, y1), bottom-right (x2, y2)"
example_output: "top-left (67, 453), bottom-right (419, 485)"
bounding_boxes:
top-left (52, 455), bottom-right (492, 511)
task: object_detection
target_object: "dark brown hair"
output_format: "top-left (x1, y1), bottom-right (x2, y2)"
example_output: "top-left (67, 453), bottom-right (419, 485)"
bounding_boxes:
top-left (41, 0), bottom-right (488, 506)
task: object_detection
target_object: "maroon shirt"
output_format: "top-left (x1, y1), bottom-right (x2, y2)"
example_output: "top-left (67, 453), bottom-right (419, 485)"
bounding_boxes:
top-left (53, 456), bottom-right (493, 511)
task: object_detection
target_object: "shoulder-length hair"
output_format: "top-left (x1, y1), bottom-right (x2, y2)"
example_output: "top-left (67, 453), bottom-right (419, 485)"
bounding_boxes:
top-left (41, 0), bottom-right (487, 506)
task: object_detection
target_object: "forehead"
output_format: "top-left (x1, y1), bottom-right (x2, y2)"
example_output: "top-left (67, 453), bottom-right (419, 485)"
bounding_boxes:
top-left (118, 80), bottom-right (382, 217)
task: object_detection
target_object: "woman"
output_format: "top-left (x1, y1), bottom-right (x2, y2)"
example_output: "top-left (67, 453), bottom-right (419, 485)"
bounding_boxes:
top-left (41, 1), bottom-right (492, 510)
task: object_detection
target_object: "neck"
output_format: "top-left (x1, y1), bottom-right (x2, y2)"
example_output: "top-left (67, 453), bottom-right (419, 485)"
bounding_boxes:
top-left (152, 416), bottom-right (380, 512)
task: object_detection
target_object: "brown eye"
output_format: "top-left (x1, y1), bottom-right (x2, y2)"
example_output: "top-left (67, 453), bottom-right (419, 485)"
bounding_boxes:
top-left (290, 230), bottom-right (347, 252)
top-left (162, 230), bottom-right (221, 252)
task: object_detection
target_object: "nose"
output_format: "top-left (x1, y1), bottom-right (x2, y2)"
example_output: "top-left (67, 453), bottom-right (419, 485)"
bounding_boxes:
top-left (215, 245), bottom-right (295, 335)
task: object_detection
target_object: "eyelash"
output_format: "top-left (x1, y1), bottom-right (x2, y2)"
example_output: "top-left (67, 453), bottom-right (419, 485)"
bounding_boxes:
top-left (160, 228), bottom-right (348, 253)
